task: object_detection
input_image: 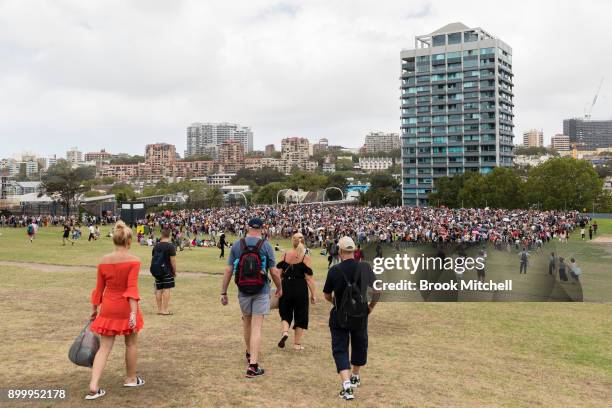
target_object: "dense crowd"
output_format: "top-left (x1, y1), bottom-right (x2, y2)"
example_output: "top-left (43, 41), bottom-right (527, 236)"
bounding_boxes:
top-left (0, 214), bottom-right (117, 228)
top-left (2, 205), bottom-right (587, 251)
top-left (130, 205), bottom-right (583, 250)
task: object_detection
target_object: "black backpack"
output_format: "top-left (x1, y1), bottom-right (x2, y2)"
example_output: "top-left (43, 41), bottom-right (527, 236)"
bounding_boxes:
top-left (235, 238), bottom-right (267, 295)
top-left (150, 245), bottom-right (170, 279)
top-left (336, 263), bottom-right (369, 330)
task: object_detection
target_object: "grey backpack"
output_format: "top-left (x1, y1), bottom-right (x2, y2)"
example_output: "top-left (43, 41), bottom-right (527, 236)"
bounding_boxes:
top-left (68, 321), bottom-right (100, 368)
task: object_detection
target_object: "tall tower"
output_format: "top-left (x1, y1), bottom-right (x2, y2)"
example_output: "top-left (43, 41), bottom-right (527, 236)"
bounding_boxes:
top-left (400, 22), bottom-right (514, 206)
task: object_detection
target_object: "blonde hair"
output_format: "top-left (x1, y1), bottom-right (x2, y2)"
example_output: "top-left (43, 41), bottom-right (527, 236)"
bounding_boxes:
top-left (113, 221), bottom-right (132, 247)
top-left (292, 232), bottom-right (306, 260)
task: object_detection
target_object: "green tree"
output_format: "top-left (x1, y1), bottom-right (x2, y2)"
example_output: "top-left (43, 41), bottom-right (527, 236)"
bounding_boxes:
top-left (204, 187), bottom-right (224, 208)
top-left (109, 155), bottom-right (145, 165)
top-left (335, 159), bottom-right (354, 172)
top-left (253, 182), bottom-right (287, 204)
top-left (187, 182), bottom-right (208, 208)
top-left (110, 183), bottom-right (137, 203)
top-left (429, 173), bottom-right (477, 207)
top-left (286, 171), bottom-right (327, 192)
top-left (457, 172), bottom-right (488, 208)
top-left (324, 173), bottom-right (348, 200)
top-left (483, 167), bottom-right (525, 208)
top-left (524, 157), bottom-right (602, 210)
top-left (361, 172), bottom-right (400, 207)
top-left (232, 167), bottom-right (286, 186)
top-left (182, 155), bottom-right (213, 162)
top-left (41, 160), bottom-right (96, 215)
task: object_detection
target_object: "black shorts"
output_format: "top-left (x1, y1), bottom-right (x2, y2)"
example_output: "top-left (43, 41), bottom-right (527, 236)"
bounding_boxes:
top-left (279, 279), bottom-right (309, 329)
top-left (155, 274), bottom-right (175, 290)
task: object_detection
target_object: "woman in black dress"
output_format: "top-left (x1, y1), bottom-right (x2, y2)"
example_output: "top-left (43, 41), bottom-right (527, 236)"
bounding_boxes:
top-left (276, 233), bottom-right (317, 350)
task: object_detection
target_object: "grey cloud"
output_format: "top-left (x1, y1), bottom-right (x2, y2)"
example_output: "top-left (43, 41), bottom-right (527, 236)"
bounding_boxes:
top-left (0, 0), bottom-right (610, 158)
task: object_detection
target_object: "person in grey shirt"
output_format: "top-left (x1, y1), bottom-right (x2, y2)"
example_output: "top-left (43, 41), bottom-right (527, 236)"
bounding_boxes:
top-left (220, 217), bottom-right (282, 378)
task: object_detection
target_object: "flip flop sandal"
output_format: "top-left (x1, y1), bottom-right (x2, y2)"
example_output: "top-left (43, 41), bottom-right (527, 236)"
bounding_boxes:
top-left (85, 389), bottom-right (106, 400)
top-left (278, 333), bottom-right (289, 348)
top-left (293, 344), bottom-right (305, 350)
top-left (124, 377), bottom-right (146, 387)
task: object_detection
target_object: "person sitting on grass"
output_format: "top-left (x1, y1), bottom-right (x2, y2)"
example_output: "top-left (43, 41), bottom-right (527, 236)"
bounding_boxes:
top-left (87, 221), bottom-right (145, 400)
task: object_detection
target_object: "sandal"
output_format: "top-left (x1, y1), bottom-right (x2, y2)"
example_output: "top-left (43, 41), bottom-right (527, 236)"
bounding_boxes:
top-left (124, 377), bottom-right (145, 387)
top-left (293, 344), bottom-right (305, 351)
top-left (85, 389), bottom-right (106, 400)
top-left (278, 332), bottom-right (289, 348)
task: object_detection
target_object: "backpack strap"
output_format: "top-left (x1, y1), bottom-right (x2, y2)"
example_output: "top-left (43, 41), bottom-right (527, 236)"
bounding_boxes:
top-left (254, 238), bottom-right (265, 252)
top-left (240, 238), bottom-right (247, 251)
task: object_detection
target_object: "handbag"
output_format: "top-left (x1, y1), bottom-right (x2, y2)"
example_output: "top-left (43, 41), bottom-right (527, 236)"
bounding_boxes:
top-left (270, 288), bottom-right (280, 309)
top-left (68, 321), bottom-right (100, 368)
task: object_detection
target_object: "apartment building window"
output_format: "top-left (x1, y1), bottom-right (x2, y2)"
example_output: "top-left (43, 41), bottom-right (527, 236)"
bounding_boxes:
top-left (448, 32), bottom-right (461, 44)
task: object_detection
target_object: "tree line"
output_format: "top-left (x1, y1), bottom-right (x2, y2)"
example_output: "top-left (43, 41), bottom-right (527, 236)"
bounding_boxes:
top-left (429, 157), bottom-right (612, 211)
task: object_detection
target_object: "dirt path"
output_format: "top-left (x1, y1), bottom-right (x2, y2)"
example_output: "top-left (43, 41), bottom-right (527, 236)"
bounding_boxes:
top-left (590, 235), bottom-right (612, 258)
top-left (0, 260), bottom-right (219, 277)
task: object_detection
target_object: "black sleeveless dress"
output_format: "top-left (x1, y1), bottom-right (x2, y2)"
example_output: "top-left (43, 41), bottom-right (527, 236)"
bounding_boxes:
top-left (277, 256), bottom-right (313, 329)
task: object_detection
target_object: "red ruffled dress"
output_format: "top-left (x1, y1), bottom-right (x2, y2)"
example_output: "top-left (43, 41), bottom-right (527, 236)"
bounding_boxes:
top-left (90, 261), bottom-right (144, 336)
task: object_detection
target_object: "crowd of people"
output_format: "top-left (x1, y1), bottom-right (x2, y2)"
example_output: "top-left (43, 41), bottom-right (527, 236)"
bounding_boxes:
top-left (121, 205), bottom-right (585, 254)
top-left (2, 205), bottom-right (595, 401)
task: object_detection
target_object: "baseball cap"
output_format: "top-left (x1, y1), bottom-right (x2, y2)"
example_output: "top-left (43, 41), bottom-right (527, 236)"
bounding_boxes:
top-left (338, 236), bottom-right (356, 252)
top-left (248, 218), bottom-right (263, 229)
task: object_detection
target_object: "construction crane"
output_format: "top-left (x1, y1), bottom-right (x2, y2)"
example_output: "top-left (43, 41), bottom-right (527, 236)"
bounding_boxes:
top-left (585, 77), bottom-right (604, 119)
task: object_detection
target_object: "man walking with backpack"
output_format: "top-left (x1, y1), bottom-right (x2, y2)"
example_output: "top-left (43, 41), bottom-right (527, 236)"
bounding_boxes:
top-left (220, 218), bottom-right (282, 378)
top-left (323, 236), bottom-right (380, 400)
top-left (151, 229), bottom-right (177, 315)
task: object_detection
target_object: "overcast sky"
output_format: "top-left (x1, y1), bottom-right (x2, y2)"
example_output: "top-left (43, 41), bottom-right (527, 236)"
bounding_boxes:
top-left (1, 0), bottom-right (610, 158)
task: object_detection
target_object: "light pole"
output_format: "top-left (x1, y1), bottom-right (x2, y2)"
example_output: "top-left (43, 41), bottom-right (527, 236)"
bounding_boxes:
top-left (235, 192), bottom-right (248, 207)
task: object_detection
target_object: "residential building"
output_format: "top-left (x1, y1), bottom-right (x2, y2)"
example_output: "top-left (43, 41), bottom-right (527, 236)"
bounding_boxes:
top-left (322, 162), bottom-right (336, 173)
top-left (186, 122), bottom-right (254, 157)
top-left (1, 158), bottom-right (39, 177)
top-left (208, 173), bottom-right (236, 187)
top-left (313, 138), bottom-right (330, 155)
top-left (563, 118), bottom-right (612, 150)
top-left (551, 134), bottom-right (570, 151)
top-left (47, 155), bottom-right (58, 170)
top-left (281, 137), bottom-right (317, 173)
top-left (244, 157), bottom-right (284, 172)
top-left (265, 144), bottom-right (276, 156)
top-left (172, 161), bottom-right (216, 179)
top-left (85, 149), bottom-right (112, 163)
top-left (522, 129), bottom-right (544, 147)
top-left (146, 143), bottom-right (176, 167)
top-left (363, 132), bottom-right (400, 153)
top-left (218, 140), bottom-right (245, 173)
top-left (400, 22), bottom-right (514, 205)
top-left (358, 157), bottom-right (394, 172)
top-left (66, 147), bottom-right (83, 164)
top-left (514, 154), bottom-right (552, 167)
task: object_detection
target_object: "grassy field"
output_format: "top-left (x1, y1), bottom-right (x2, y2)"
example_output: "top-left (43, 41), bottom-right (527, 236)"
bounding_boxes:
top-left (0, 221), bottom-right (611, 407)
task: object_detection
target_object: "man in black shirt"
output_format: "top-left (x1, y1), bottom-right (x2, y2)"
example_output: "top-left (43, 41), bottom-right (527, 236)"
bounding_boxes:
top-left (323, 236), bottom-right (380, 401)
top-left (152, 229), bottom-right (177, 315)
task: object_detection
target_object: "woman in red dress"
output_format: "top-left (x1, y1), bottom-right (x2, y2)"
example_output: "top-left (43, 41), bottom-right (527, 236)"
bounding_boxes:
top-left (86, 221), bottom-right (145, 400)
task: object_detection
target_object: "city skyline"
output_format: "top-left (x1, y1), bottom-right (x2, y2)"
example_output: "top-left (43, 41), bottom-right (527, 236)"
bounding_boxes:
top-left (1, 0), bottom-right (611, 157)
